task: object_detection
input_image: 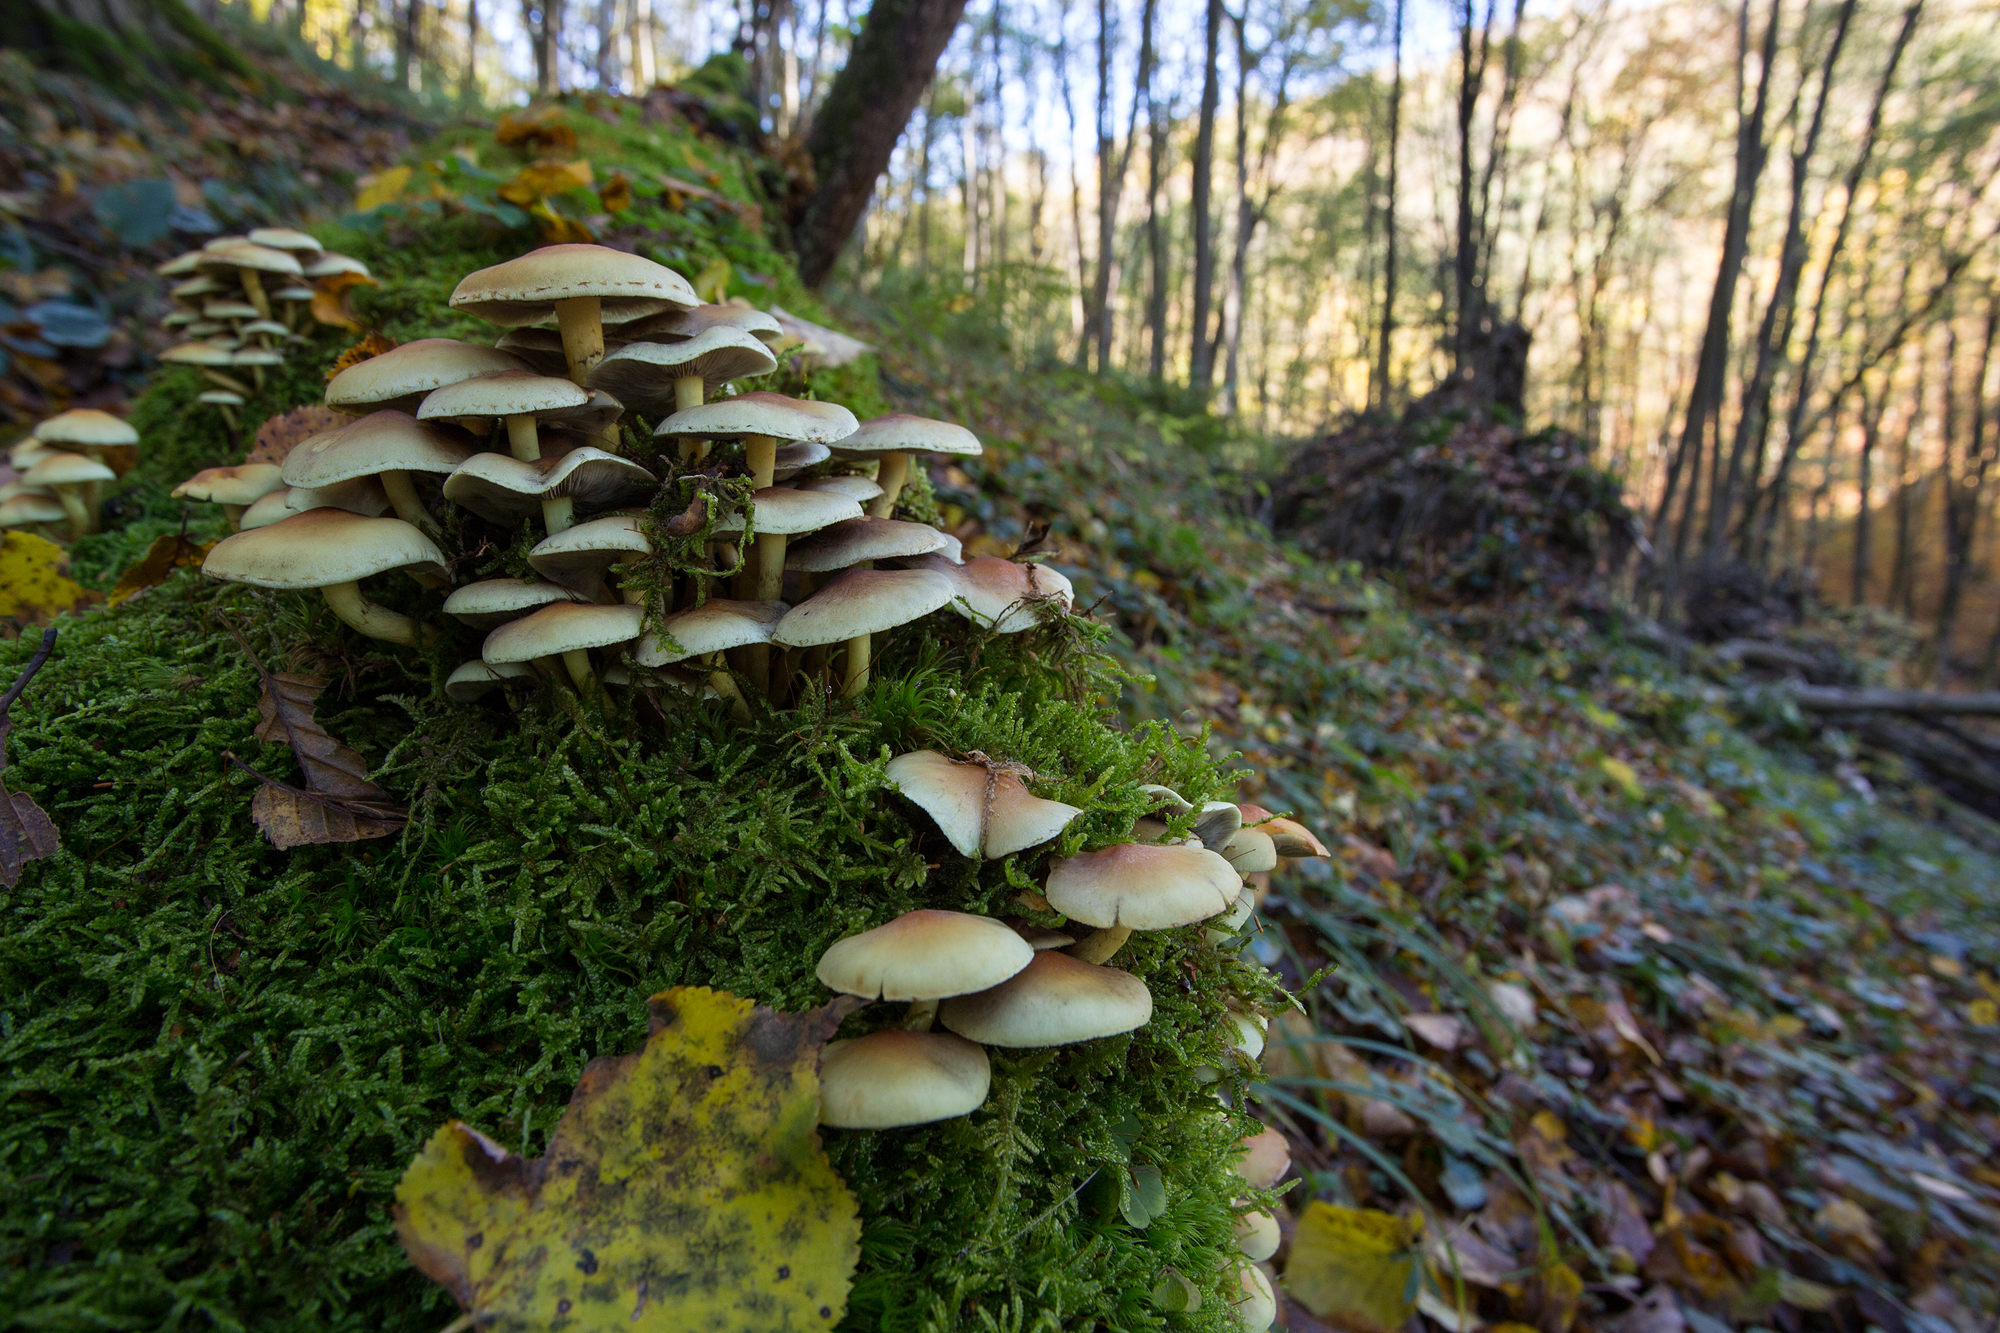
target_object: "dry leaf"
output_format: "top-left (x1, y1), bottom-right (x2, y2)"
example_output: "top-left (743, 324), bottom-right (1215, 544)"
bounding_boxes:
top-left (0, 627), bottom-right (60, 886)
top-left (1283, 1202), bottom-right (1421, 1332)
top-left (230, 664), bottom-right (405, 850)
top-left (597, 172), bottom-right (634, 213)
top-left (498, 158), bottom-right (594, 206)
top-left (249, 404), bottom-right (350, 466)
top-left (312, 271), bottom-right (380, 332)
top-left (495, 106), bottom-right (578, 155)
top-left (354, 164), bottom-right (413, 212)
top-left (394, 986), bottom-right (863, 1332)
top-left (0, 531), bottom-right (98, 636)
top-left (108, 532), bottom-right (213, 607)
top-left (1403, 1012), bottom-right (1465, 1051)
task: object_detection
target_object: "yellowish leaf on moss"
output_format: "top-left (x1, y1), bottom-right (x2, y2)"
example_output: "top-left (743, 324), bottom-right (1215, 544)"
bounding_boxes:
top-left (1283, 1202), bottom-right (1421, 1331)
top-left (354, 164), bottom-right (412, 212)
top-left (312, 271), bottom-right (380, 331)
top-left (0, 531), bottom-right (97, 633)
top-left (499, 157), bottom-right (595, 206)
top-left (109, 533), bottom-right (213, 607)
top-left (394, 986), bottom-right (863, 1332)
top-left (1599, 756), bottom-right (1643, 799)
top-left (598, 172), bottom-right (634, 213)
top-left (693, 256), bottom-right (731, 304)
top-left (1969, 998), bottom-right (1998, 1026)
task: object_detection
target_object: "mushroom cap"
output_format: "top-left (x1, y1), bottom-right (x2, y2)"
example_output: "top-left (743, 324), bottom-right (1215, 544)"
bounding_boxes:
top-left (798, 473), bottom-right (885, 503)
top-left (589, 328), bottom-right (778, 411)
top-left (787, 517), bottom-right (948, 572)
top-left (171, 276), bottom-right (223, 301)
top-left (246, 227), bottom-right (322, 253)
top-left (417, 368), bottom-right (590, 423)
top-left (281, 411), bottom-right (475, 488)
top-left (526, 512), bottom-right (652, 593)
top-left (440, 447), bottom-right (655, 523)
top-left (450, 243), bottom-right (698, 326)
top-left (708, 486), bottom-right (862, 538)
top-left (325, 338), bottom-right (531, 415)
top-left (186, 324), bottom-right (229, 340)
top-left (156, 251), bottom-right (205, 278)
top-left (8, 439), bottom-right (53, 469)
top-left (1015, 925), bottom-right (1076, 950)
top-left (1193, 801), bottom-right (1244, 848)
top-left (271, 284), bottom-right (319, 302)
top-left (286, 474), bottom-right (393, 518)
top-left (653, 390), bottom-right (859, 443)
top-left (172, 462), bottom-right (287, 506)
top-left (0, 493), bottom-right (67, 525)
top-left (482, 600), bottom-right (644, 664)
top-left (884, 750), bottom-right (1083, 859)
top-left (1236, 1209), bottom-right (1280, 1262)
top-left (617, 302), bottom-right (784, 344)
top-left (237, 488), bottom-right (294, 529)
top-left (239, 320), bottom-right (291, 339)
top-left (301, 252), bottom-right (370, 279)
top-left (203, 299), bottom-right (262, 320)
top-left (230, 348), bottom-right (285, 368)
top-left (445, 659), bottom-right (535, 702)
top-left (1233, 1126), bottom-right (1291, 1189)
top-left (492, 327), bottom-right (571, 377)
top-left (162, 311), bottom-right (199, 328)
top-left (907, 554), bottom-right (1075, 633)
top-left (442, 578), bottom-right (577, 629)
top-left (1138, 784), bottom-right (1195, 816)
top-left (23, 452), bottom-right (116, 487)
top-left (771, 439), bottom-right (831, 480)
top-left (816, 909), bottom-right (1034, 1002)
top-left (1244, 809), bottom-right (1329, 858)
top-left (771, 567), bottom-right (955, 647)
top-left (818, 1029), bottom-right (991, 1129)
top-left (34, 408), bottom-right (138, 448)
top-left (1221, 827), bottom-right (1278, 874)
top-left (200, 241), bottom-right (304, 276)
top-left (202, 508), bottom-right (447, 589)
top-left (160, 341), bottom-right (238, 367)
top-left (938, 949), bottom-right (1153, 1047)
top-left (0, 481), bottom-right (51, 504)
top-left (633, 598), bottom-right (786, 665)
top-left (1233, 1264), bottom-right (1277, 1332)
top-left (831, 413), bottom-right (983, 459)
top-left (1044, 842), bottom-right (1242, 929)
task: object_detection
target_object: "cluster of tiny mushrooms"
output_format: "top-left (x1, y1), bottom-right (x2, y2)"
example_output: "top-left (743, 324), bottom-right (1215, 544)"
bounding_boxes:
top-left (0, 408), bottom-right (137, 539)
top-left (151, 241), bottom-right (1318, 1327)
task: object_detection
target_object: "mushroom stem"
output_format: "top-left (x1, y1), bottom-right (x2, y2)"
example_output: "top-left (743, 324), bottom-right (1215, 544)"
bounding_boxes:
top-left (201, 369), bottom-right (253, 395)
top-left (903, 1000), bottom-right (940, 1032)
top-left (541, 496), bottom-right (575, 534)
top-left (221, 503), bottom-right (246, 530)
top-left (675, 375), bottom-right (708, 463)
top-left (562, 648), bottom-right (596, 692)
top-left (320, 581), bottom-right (432, 646)
top-left (503, 413), bottom-right (541, 462)
top-left (53, 485), bottom-right (92, 540)
top-left (553, 295), bottom-right (605, 387)
top-left (380, 470), bottom-right (440, 536)
top-left (744, 433), bottom-right (778, 489)
top-left (869, 451), bottom-right (911, 519)
top-left (753, 532), bottom-right (786, 601)
top-left (841, 631), bottom-right (872, 697)
top-left (1065, 926), bottom-right (1134, 965)
top-left (239, 268), bottom-right (271, 319)
top-left (705, 653), bottom-right (751, 721)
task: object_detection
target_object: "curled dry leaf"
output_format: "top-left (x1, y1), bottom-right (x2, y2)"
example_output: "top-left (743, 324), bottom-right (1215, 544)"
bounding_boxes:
top-left (312, 271), bottom-right (380, 332)
top-left (0, 627), bottom-right (60, 886)
top-left (395, 987), bottom-right (863, 1332)
top-left (108, 532), bottom-right (214, 608)
top-left (229, 657), bottom-right (406, 850)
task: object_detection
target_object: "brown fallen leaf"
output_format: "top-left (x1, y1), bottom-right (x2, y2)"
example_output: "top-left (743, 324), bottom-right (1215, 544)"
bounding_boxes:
top-left (229, 647), bottom-right (405, 850)
top-left (0, 627), bottom-right (60, 886)
top-left (248, 404), bottom-right (349, 467)
top-left (108, 532), bottom-right (214, 607)
top-left (312, 271), bottom-right (380, 331)
top-left (663, 491), bottom-right (709, 538)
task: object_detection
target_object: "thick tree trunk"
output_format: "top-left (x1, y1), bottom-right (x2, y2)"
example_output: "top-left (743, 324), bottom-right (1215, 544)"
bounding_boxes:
top-left (793, 0), bottom-right (971, 288)
top-left (1373, 0), bottom-right (1403, 408)
top-left (1145, 81), bottom-right (1169, 383)
top-left (1187, 0), bottom-right (1224, 394)
top-left (1887, 346), bottom-right (1928, 620)
top-left (463, 0), bottom-right (481, 104)
top-left (1451, 0), bottom-right (1490, 370)
top-left (1083, 0), bottom-right (1151, 369)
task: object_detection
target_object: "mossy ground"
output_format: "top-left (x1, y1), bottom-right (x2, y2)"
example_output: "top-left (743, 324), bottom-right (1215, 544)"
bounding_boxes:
top-left (2, 106), bottom-right (1279, 1333)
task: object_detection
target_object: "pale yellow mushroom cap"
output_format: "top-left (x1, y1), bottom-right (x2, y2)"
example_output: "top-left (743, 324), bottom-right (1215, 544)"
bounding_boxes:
top-left (247, 227), bottom-right (322, 254)
top-left (815, 909), bottom-right (1034, 1001)
top-left (23, 452), bottom-right (116, 488)
top-left (1235, 1209), bottom-right (1280, 1262)
top-left (416, 368), bottom-right (589, 422)
top-left (202, 508), bottom-right (447, 589)
top-left (798, 474), bottom-right (885, 504)
top-left (707, 486), bottom-right (862, 538)
top-left (34, 408), bottom-right (138, 448)
top-left (159, 341), bottom-right (238, 367)
top-left (199, 241), bottom-right (305, 276)
top-left (442, 578), bottom-right (577, 629)
top-left (831, 413), bottom-right (983, 459)
top-left (237, 489), bottom-right (294, 530)
top-left (633, 598), bottom-right (787, 666)
top-left (446, 660), bottom-right (536, 702)
top-left (589, 328), bottom-right (778, 411)
top-left (883, 750), bottom-right (1083, 860)
top-left (617, 302), bottom-right (783, 344)
top-left (526, 512), bottom-right (652, 594)
top-left (172, 462), bottom-right (287, 507)
top-left (324, 338), bottom-right (530, 415)
top-left (480, 601), bottom-right (643, 664)
top-left (1232, 1264), bottom-right (1276, 1332)
top-left (0, 494), bottom-right (67, 526)
top-left (281, 411), bottom-right (475, 488)
top-left (786, 517), bottom-right (948, 572)
top-left (300, 252), bottom-right (370, 279)
top-left (818, 1029), bottom-right (991, 1129)
top-left (938, 949), bottom-right (1153, 1048)
top-left (653, 390), bottom-right (858, 444)
top-left (905, 553), bottom-right (1074, 633)
top-left (771, 567), bottom-right (955, 648)
top-left (1043, 842), bottom-right (1241, 929)
top-left (450, 243), bottom-right (698, 326)
top-left (1233, 1126), bottom-right (1291, 1189)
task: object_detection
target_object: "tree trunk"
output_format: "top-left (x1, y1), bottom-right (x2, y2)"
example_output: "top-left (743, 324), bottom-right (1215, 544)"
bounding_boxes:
top-left (1452, 0), bottom-right (1492, 370)
top-left (1853, 376), bottom-right (1887, 604)
top-left (1056, 6), bottom-right (1090, 361)
top-left (793, 0), bottom-right (971, 288)
top-left (1373, 0), bottom-right (1403, 408)
top-left (595, 0), bottom-right (618, 89)
top-left (1187, 0), bottom-right (1224, 394)
top-left (1085, 0), bottom-right (1151, 369)
top-left (1935, 295), bottom-right (1996, 678)
top-left (1888, 342), bottom-right (1929, 619)
top-left (1219, 11), bottom-right (1253, 416)
top-left (463, 0), bottom-right (481, 104)
top-left (1145, 79), bottom-right (1169, 383)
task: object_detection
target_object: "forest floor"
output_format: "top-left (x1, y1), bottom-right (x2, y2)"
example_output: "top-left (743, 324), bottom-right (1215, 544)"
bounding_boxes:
top-left (1, 18), bottom-right (1997, 1333)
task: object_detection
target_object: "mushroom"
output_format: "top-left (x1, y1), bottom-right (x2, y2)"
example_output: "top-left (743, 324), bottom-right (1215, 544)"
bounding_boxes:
top-left (156, 251), bottom-right (206, 278)
top-left (798, 474), bottom-right (885, 504)
top-left (616, 301), bottom-right (784, 346)
top-left (1238, 804), bottom-right (1330, 858)
top-left (816, 909), bottom-right (1035, 1031)
top-left (1194, 801), bottom-right (1244, 848)
top-left (203, 299), bottom-right (262, 324)
top-left (171, 462), bottom-right (287, 529)
top-left (449, 243), bottom-right (698, 389)
top-left (771, 566), bottom-right (955, 697)
top-left (1232, 1125), bottom-right (1291, 1189)
top-left (589, 326), bottom-right (777, 420)
top-left (198, 239), bottom-right (304, 319)
top-left (23, 452), bottom-right (115, 540)
top-left (1235, 1209), bottom-right (1280, 1262)
top-left (197, 391), bottom-right (245, 428)
top-left (285, 474), bottom-right (393, 517)
top-left (1045, 841), bottom-right (1242, 965)
top-left (324, 338), bottom-right (529, 416)
top-left (280, 410), bottom-right (474, 537)
top-left (446, 660), bottom-right (536, 705)
top-left (230, 347), bottom-right (285, 389)
top-left (830, 414), bottom-right (983, 519)
top-left (0, 491), bottom-right (66, 533)
top-left (818, 1029), bottom-right (992, 1129)
top-left (938, 949), bottom-right (1153, 1047)
top-left (492, 328), bottom-right (572, 377)
top-left (237, 488), bottom-right (294, 530)
top-left (481, 600), bottom-right (643, 693)
top-left (771, 439), bottom-right (832, 481)
top-left (653, 390), bottom-right (857, 493)
top-left (419, 371), bottom-right (622, 532)
top-left (707, 485), bottom-right (863, 605)
top-left (786, 517), bottom-right (948, 574)
top-left (33, 408), bottom-right (138, 467)
top-left (161, 342), bottom-right (251, 396)
top-left (632, 598), bottom-right (787, 718)
top-left (1232, 1265), bottom-right (1277, 1332)
top-left (527, 512), bottom-right (652, 601)
top-left (201, 508), bottom-right (447, 646)
top-left (246, 227), bottom-right (322, 257)
top-left (883, 750), bottom-right (1083, 860)
top-left (1220, 827), bottom-right (1278, 874)
top-left (440, 447), bottom-right (654, 534)
top-left (903, 553), bottom-right (1075, 633)
top-left (443, 578), bottom-right (578, 629)
top-left (301, 252), bottom-right (370, 281)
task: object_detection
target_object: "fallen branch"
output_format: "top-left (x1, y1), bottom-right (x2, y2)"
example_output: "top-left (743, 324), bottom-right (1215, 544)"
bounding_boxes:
top-left (1788, 686), bottom-right (2000, 717)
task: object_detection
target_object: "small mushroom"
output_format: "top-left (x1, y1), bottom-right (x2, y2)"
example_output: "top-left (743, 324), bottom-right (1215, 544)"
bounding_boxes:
top-left (707, 486), bottom-right (863, 605)
top-left (201, 508), bottom-right (447, 646)
top-left (616, 301), bottom-right (784, 346)
top-left (446, 659), bottom-right (536, 705)
top-left (160, 341), bottom-right (251, 396)
top-left (527, 512), bottom-right (652, 601)
top-left (830, 414), bottom-right (983, 518)
top-left (903, 553), bottom-right (1074, 633)
top-left (654, 390), bottom-right (857, 488)
top-left (171, 462), bottom-right (287, 529)
top-left (883, 750), bottom-right (1083, 859)
top-left (798, 473), bottom-right (885, 504)
top-left (198, 239), bottom-right (304, 319)
top-left (280, 410), bottom-right (474, 537)
top-left (443, 578), bottom-right (578, 629)
top-left (818, 1030), bottom-right (992, 1129)
top-left (450, 243), bottom-right (698, 387)
top-left (324, 338), bottom-right (529, 416)
top-left (246, 227), bottom-right (322, 257)
top-left (1046, 842), bottom-right (1242, 965)
top-left (481, 600), bottom-right (643, 693)
top-left (1235, 1209), bottom-right (1280, 1262)
top-left (633, 598), bottom-right (787, 718)
top-left (285, 474), bottom-right (393, 517)
top-left (1231, 1264), bottom-right (1277, 1332)
top-left (938, 950), bottom-right (1153, 1047)
top-left (23, 452), bottom-right (116, 539)
top-left (817, 909), bottom-right (1035, 1032)
top-left (771, 566), bottom-right (955, 697)
top-left (301, 251), bottom-right (370, 281)
top-left (589, 327), bottom-right (777, 417)
top-left (237, 488), bottom-right (294, 530)
top-left (786, 517), bottom-right (948, 573)
top-left (197, 390), bottom-right (244, 429)
top-left (440, 447), bottom-right (654, 533)
top-left (0, 491), bottom-right (66, 532)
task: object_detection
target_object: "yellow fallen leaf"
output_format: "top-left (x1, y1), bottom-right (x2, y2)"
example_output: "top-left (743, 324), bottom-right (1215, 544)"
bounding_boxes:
top-left (108, 533), bottom-right (213, 607)
top-left (355, 164), bottom-right (412, 212)
top-left (1599, 756), bottom-right (1643, 799)
top-left (311, 271), bottom-right (379, 331)
top-left (693, 256), bottom-right (732, 304)
top-left (1283, 1202), bottom-right (1420, 1332)
top-left (0, 531), bottom-right (96, 630)
top-left (395, 987), bottom-right (861, 1331)
top-left (1969, 998), bottom-right (1998, 1026)
top-left (598, 172), bottom-right (634, 213)
top-left (498, 157), bottom-right (595, 205)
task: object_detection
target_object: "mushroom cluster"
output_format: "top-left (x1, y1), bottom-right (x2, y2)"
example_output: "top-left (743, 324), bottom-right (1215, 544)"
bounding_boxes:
top-left (2, 408), bottom-right (137, 539)
top-left (807, 751), bottom-right (1326, 1330)
top-left (171, 242), bottom-right (1073, 710)
top-left (156, 229), bottom-right (371, 426)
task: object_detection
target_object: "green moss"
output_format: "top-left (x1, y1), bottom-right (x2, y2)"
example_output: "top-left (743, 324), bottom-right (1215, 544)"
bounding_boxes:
top-left (1, 115), bottom-right (1275, 1333)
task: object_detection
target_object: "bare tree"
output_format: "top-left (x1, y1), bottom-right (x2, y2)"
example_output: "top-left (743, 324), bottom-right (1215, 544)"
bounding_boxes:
top-left (1936, 293), bottom-right (1997, 675)
top-left (1373, 0), bottom-right (1403, 407)
top-left (1188, 0), bottom-right (1226, 393)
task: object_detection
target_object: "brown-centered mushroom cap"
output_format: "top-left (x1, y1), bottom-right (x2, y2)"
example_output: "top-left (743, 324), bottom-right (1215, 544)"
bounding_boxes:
top-left (0, 494), bottom-right (66, 526)
top-left (1234, 1126), bottom-right (1291, 1189)
top-left (286, 474), bottom-right (393, 518)
top-left (442, 578), bottom-right (577, 629)
top-left (1043, 842), bottom-right (1242, 929)
top-left (884, 750), bottom-right (1083, 859)
top-left (652, 390), bottom-right (859, 443)
top-left (707, 486), bottom-right (863, 537)
top-left (198, 241), bottom-right (304, 276)
top-left (633, 598), bottom-right (787, 665)
top-left (280, 411), bottom-right (475, 488)
top-left (481, 601), bottom-right (644, 664)
top-left (34, 409), bottom-right (138, 448)
top-left (450, 244), bottom-right (698, 326)
top-left (815, 909), bottom-right (1034, 1001)
top-left (172, 462), bottom-right (287, 507)
top-left (906, 554), bottom-right (1074, 633)
top-left (772, 440), bottom-right (832, 480)
top-left (1221, 827), bottom-right (1278, 874)
top-left (301, 252), bottom-right (370, 279)
top-left (441, 448), bottom-right (655, 523)
top-left (202, 508), bottom-right (446, 588)
top-left (23, 452), bottom-right (115, 489)
top-left (787, 517), bottom-right (948, 572)
top-left (324, 338), bottom-right (530, 414)
top-left (799, 474), bottom-right (886, 503)
top-left (238, 489), bottom-right (294, 529)
top-left (938, 949), bottom-right (1153, 1047)
top-left (831, 413), bottom-right (984, 459)
top-left (1240, 804), bottom-right (1330, 857)
top-left (588, 328), bottom-right (778, 411)
top-left (617, 302), bottom-right (784, 344)
top-left (771, 567), bottom-right (955, 647)
top-left (415, 368), bottom-right (589, 423)
top-left (818, 1029), bottom-right (991, 1129)
top-left (526, 512), bottom-right (652, 593)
